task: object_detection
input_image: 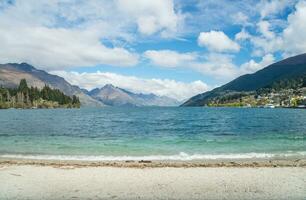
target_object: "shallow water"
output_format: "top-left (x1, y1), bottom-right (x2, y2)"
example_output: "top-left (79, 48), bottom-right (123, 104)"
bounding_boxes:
top-left (0, 107), bottom-right (305, 160)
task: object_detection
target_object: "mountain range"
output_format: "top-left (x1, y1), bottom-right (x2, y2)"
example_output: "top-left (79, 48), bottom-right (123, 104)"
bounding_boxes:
top-left (182, 53), bottom-right (306, 106)
top-left (2, 53), bottom-right (305, 108)
top-left (85, 84), bottom-right (179, 107)
top-left (0, 63), bottom-right (179, 107)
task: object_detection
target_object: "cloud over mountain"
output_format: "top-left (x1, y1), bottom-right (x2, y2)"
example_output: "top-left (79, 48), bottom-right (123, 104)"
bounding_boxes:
top-left (50, 71), bottom-right (209, 101)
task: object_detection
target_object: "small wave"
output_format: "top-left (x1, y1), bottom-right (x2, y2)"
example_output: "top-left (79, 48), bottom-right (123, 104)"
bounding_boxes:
top-left (1, 152), bottom-right (305, 161)
top-left (213, 133), bottom-right (237, 136)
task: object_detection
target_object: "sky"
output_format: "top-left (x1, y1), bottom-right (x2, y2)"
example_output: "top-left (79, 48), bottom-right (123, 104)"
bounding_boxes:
top-left (0, 0), bottom-right (306, 100)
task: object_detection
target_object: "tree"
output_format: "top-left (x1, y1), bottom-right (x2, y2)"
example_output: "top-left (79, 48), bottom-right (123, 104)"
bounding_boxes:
top-left (18, 79), bottom-right (29, 93)
top-left (72, 95), bottom-right (80, 105)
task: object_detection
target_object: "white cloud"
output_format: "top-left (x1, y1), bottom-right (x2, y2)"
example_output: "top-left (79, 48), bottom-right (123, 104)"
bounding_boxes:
top-left (50, 71), bottom-right (210, 101)
top-left (281, 0), bottom-right (306, 56)
top-left (189, 0), bottom-right (258, 32)
top-left (235, 29), bottom-right (252, 41)
top-left (137, 16), bottom-right (159, 35)
top-left (144, 50), bottom-right (197, 68)
top-left (250, 37), bottom-right (281, 57)
top-left (0, 0), bottom-right (140, 70)
top-left (257, 21), bottom-right (275, 39)
top-left (258, 0), bottom-right (296, 19)
top-left (232, 12), bottom-right (252, 27)
top-left (144, 49), bottom-right (278, 81)
top-left (240, 54), bottom-right (275, 74)
top-left (191, 53), bottom-right (239, 80)
top-left (198, 31), bottom-right (240, 52)
top-left (144, 50), bottom-right (239, 81)
top-left (246, 1), bottom-right (306, 57)
top-left (247, 20), bottom-right (282, 56)
top-left (143, 50), bottom-right (276, 80)
top-left (0, 0), bottom-right (185, 69)
top-left (116, 0), bottom-right (181, 36)
top-left (0, 26), bottom-right (139, 70)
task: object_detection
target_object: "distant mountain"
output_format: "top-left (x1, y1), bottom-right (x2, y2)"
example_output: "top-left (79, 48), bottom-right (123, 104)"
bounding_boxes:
top-left (88, 84), bottom-right (180, 107)
top-left (0, 63), bottom-right (104, 107)
top-left (182, 53), bottom-right (306, 106)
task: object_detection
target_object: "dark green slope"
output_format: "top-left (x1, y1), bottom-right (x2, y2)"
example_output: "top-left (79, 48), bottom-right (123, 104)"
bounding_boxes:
top-left (182, 53), bottom-right (306, 106)
top-left (0, 63), bottom-right (104, 107)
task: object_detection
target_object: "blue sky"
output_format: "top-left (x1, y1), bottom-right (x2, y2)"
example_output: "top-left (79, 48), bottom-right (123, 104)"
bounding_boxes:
top-left (0, 0), bottom-right (306, 100)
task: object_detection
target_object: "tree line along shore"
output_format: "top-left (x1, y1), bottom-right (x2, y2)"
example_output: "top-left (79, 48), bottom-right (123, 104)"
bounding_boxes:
top-left (0, 79), bottom-right (80, 109)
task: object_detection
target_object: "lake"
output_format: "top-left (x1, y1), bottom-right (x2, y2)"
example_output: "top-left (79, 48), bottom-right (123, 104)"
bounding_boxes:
top-left (0, 107), bottom-right (305, 161)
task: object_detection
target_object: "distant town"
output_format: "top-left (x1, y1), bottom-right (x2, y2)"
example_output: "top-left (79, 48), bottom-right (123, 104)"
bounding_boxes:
top-left (206, 88), bottom-right (306, 108)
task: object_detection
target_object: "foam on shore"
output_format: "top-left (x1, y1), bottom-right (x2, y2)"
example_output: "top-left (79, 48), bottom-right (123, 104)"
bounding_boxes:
top-left (1, 151), bottom-right (305, 161)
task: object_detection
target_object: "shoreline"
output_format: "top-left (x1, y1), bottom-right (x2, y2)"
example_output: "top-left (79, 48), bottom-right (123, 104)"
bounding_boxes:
top-left (1, 157), bottom-right (305, 168)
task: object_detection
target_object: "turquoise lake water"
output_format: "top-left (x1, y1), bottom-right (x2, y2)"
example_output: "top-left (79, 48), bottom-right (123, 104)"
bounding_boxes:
top-left (0, 107), bottom-right (305, 161)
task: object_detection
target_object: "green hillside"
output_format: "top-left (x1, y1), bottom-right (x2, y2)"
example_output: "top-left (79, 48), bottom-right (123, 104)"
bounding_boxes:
top-left (182, 53), bottom-right (306, 107)
top-left (0, 79), bottom-right (80, 109)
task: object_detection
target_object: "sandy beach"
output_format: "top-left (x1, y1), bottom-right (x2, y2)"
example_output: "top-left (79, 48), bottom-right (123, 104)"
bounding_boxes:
top-left (1, 159), bottom-right (306, 200)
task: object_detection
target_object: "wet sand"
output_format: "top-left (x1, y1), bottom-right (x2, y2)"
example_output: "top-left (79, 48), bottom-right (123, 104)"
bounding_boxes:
top-left (1, 157), bottom-right (306, 168)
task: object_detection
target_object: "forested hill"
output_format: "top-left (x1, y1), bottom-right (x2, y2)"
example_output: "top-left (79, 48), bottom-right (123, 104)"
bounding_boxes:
top-left (182, 53), bottom-right (306, 107)
top-left (0, 79), bottom-right (80, 109)
top-left (0, 63), bottom-right (104, 107)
